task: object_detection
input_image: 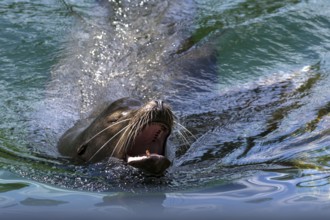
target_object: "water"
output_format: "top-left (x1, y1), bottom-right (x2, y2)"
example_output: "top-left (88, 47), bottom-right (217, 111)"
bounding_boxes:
top-left (1, 0), bottom-right (330, 218)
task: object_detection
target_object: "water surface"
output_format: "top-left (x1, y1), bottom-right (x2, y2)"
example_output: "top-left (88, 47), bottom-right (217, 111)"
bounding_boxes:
top-left (1, 0), bottom-right (330, 218)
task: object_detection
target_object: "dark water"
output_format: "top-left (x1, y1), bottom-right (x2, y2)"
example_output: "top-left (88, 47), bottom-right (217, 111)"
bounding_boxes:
top-left (1, 0), bottom-right (330, 218)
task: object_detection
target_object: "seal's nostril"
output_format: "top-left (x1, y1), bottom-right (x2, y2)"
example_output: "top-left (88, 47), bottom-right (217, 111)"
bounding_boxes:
top-left (155, 100), bottom-right (164, 110)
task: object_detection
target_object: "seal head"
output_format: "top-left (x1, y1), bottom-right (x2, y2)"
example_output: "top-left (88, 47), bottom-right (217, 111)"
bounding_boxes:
top-left (58, 97), bottom-right (174, 174)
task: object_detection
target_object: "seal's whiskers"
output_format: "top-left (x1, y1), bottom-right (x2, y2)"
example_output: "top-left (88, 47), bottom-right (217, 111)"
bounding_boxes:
top-left (83, 118), bottom-right (131, 148)
top-left (108, 117), bottom-right (142, 160)
top-left (111, 123), bottom-right (133, 158)
top-left (120, 112), bottom-right (152, 154)
top-left (88, 124), bottom-right (129, 162)
top-left (174, 121), bottom-right (197, 140)
top-left (176, 129), bottom-right (191, 147)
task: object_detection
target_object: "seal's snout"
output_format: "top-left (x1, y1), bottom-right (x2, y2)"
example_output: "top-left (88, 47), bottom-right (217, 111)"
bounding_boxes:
top-left (144, 99), bottom-right (166, 111)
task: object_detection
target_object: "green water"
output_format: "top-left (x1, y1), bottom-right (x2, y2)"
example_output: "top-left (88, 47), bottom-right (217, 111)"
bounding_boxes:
top-left (1, 0), bottom-right (330, 218)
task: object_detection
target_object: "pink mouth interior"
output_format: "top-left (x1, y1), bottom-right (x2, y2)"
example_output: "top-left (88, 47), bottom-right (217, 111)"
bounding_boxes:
top-left (127, 122), bottom-right (170, 158)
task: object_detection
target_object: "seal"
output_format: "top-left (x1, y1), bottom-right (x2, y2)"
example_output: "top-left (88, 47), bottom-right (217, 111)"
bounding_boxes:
top-left (57, 97), bottom-right (174, 174)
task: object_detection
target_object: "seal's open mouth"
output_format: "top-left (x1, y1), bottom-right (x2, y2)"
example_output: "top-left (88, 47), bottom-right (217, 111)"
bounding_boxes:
top-left (126, 122), bottom-right (171, 174)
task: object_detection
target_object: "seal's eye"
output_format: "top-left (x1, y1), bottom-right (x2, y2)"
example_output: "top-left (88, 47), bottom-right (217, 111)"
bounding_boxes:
top-left (121, 111), bottom-right (129, 117)
top-left (107, 110), bottom-right (130, 123)
top-left (106, 111), bottom-right (123, 123)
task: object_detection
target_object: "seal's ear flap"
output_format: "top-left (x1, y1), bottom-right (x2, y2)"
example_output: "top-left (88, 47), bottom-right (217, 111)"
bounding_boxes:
top-left (77, 143), bottom-right (87, 155)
